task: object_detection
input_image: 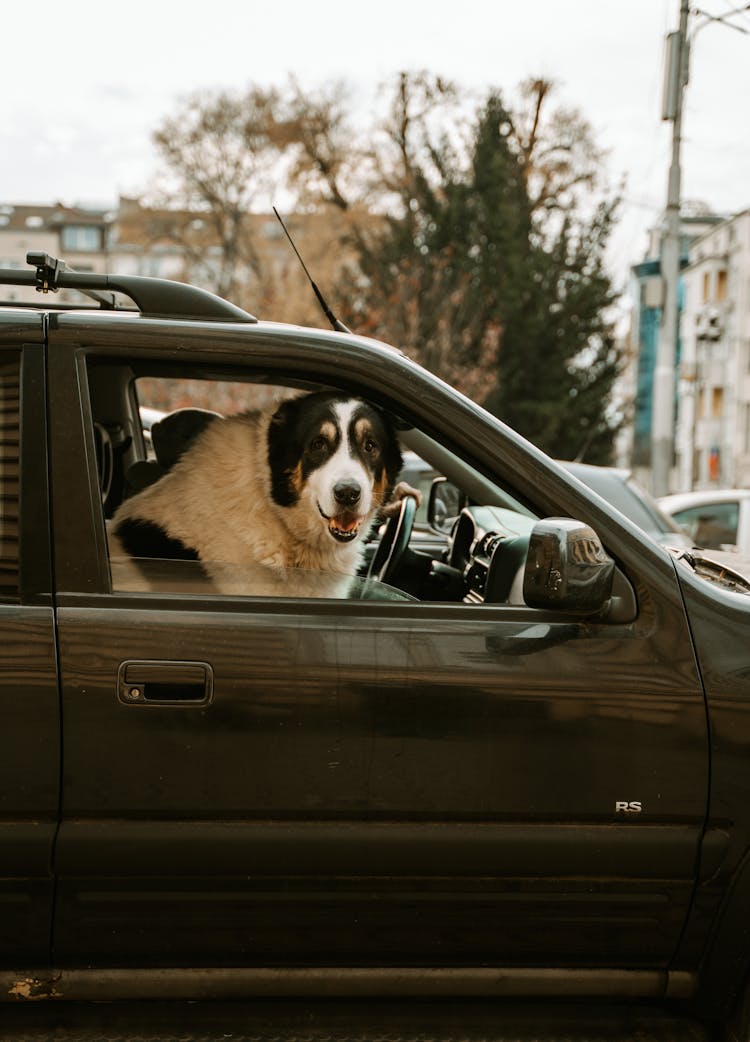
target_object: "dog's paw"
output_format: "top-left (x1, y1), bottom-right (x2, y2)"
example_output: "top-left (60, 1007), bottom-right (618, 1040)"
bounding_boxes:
top-left (381, 481), bottom-right (423, 518)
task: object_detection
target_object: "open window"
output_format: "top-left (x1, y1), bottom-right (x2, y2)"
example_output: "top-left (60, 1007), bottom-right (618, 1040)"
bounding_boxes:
top-left (84, 357), bottom-right (627, 619)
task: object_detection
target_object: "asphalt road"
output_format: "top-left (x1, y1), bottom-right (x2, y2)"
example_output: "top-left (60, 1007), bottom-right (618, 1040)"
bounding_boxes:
top-left (0, 999), bottom-right (717, 1042)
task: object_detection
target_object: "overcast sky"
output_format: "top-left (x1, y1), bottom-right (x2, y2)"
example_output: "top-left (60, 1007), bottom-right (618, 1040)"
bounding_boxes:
top-left (3, 0), bottom-right (750, 298)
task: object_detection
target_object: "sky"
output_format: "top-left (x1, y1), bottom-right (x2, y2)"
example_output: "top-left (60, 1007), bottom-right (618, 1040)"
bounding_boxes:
top-left (3, 0), bottom-right (750, 306)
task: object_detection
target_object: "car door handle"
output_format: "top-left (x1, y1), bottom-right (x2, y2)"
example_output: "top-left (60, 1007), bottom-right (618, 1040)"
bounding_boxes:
top-left (117, 660), bottom-right (213, 706)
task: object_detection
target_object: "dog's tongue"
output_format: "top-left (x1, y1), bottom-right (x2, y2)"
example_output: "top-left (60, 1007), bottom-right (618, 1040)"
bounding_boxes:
top-left (332, 515), bottom-right (359, 533)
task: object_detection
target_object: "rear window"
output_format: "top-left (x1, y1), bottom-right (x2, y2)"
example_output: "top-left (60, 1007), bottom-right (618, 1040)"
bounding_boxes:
top-left (0, 359), bottom-right (19, 598)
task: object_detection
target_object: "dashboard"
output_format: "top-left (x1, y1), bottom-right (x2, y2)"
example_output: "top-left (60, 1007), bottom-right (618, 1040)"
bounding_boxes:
top-left (446, 506), bottom-right (536, 605)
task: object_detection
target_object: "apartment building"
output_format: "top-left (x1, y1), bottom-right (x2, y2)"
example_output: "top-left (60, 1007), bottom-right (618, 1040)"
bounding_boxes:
top-left (676, 211), bottom-right (750, 490)
top-left (0, 202), bottom-right (110, 304)
top-left (628, 212), bottom-right (722, 488)
top-left (0, 197), bottom-right (352, 326)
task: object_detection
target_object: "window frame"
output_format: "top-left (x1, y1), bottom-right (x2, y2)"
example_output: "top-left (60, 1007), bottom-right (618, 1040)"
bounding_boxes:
top-left (46, 315), bottom-right (660, 614)
top-left (0, 353), bottom-right (20, 601)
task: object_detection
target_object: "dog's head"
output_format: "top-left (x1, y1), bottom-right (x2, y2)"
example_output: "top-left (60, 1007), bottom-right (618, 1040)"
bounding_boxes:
top-left (267, 392), bottom-right (403, 545)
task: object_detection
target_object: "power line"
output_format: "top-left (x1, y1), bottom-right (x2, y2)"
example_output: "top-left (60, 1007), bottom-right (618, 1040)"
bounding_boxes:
top-left (718, 0), bottom-right (750, 27)
top-left (692, 3), bottom-right (750, 33)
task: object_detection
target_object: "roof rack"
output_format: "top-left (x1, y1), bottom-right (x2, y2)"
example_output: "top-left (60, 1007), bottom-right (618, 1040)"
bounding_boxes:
top-left (0, 253), bottom-right (257, 324)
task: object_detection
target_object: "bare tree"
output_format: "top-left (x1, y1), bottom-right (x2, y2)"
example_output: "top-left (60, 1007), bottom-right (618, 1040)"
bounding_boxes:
top-left (151, 87), bottom-right (284, 299)
top-left (504, 77), bottom-right (604, 220)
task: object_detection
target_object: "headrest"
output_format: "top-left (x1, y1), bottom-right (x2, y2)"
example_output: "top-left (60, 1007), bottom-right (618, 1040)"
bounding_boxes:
top-left (151, 408), bottom-right (221, 469)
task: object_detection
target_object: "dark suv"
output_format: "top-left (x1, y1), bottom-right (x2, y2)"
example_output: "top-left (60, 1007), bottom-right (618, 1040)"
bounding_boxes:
top-left (2, 254), bottom-right (750, 1036)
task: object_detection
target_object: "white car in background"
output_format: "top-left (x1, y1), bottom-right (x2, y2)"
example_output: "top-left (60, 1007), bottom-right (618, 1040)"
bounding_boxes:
top-left (659, 489), bottom-right (750, 554)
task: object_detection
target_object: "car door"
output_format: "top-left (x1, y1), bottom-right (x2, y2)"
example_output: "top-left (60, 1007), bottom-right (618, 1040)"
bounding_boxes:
top-left (0, 322), bottom-right (59, 968)
top-left (47, 322), bottom-right (708, 978)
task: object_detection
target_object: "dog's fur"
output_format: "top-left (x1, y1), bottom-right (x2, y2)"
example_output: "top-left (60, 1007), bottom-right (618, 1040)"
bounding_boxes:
top-left (108, 391), bottom-right (403, 597)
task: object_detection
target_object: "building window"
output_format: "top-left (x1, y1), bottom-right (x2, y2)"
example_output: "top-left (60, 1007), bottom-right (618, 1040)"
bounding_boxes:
top-left (702, 271), bottom-right (711, 303)
top-left (61, 225), bottom-right (101, 251)
top-left (712, 387), bottom-right (724, 418)
top-left (716, 269), bottom-right (728, 302)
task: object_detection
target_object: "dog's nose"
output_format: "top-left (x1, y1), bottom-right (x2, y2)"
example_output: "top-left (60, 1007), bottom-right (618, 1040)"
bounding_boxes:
top-left (333, 480), bottom-right (361, 507)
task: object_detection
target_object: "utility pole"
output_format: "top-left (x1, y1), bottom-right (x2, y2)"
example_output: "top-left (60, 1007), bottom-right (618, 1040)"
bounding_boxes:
top-left (652, 0), bottom-right (690, 497)
top-left (652, 1), bottom-right (749, 496)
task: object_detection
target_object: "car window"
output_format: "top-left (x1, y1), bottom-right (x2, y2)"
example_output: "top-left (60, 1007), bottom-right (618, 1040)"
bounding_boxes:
top-left (0, 358), bottom-right (20, 600)
top-left (110, 557), bottom-right (415, 601)
top-left (86, 364), bottom-right (545, 608)
top-left (671, 501), bottom-right (739, 550)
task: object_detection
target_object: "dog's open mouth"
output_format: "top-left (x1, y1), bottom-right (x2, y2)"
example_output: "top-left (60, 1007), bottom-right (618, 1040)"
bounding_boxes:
top-left (318, 505), bottom-right (363, 543)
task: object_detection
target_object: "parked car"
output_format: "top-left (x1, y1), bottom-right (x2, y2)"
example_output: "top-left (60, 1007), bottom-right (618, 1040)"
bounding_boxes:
top-left (2, 254), bottom-right (750, 1036)
top-left (659, 488), bottom-right (750, 554)
top-left (560, 461), bottom-right (694, 549)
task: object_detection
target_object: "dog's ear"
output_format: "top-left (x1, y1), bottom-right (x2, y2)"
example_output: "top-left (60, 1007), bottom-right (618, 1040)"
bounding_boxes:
top-left (267, 396), bottom-right (304, 507)
top-left (376, 408), bottom-right (404, 491)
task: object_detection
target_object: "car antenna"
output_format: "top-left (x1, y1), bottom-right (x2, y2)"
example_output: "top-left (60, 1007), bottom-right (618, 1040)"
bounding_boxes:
top-left (272, 207), bottom-right (351, 334)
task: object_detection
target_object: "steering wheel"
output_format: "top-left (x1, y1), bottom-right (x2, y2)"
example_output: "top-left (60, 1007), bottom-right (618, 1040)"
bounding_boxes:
top-left (367, 494), bottom-right (418, 585)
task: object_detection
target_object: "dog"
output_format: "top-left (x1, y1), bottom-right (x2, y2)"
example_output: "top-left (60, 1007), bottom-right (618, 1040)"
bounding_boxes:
top-left (108, 391), bottom-right (408, 597)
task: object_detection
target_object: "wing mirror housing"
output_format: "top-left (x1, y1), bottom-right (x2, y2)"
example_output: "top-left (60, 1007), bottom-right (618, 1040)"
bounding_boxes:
top-left (523, 517), bottom-right (617, 617)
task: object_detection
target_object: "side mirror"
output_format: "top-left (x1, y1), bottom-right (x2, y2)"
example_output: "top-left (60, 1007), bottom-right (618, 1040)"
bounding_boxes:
top-left (523, 518), bottom-right (614, 616)
top-left (427, 477), bottom-right (464, 533)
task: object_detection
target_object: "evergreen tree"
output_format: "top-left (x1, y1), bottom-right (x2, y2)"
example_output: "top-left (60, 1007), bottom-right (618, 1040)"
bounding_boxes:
top-left (492, 195), bottom-right (623, 464)
top-left (337, 84), bottom-right (623, 463)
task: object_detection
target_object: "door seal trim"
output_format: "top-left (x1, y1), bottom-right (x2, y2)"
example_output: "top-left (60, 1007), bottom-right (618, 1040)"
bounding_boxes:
top-left (0, 967), bottom-right (696, 1002)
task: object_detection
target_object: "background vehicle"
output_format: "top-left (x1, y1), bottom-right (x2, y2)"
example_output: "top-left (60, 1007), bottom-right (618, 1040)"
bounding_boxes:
top-left (560, 461), bottom-right (694, 549)
top-left (429, 459), bottom-right (695, 551)
top-left (2, 255), bottom-right (750, 1039)
top-left (659, 488), bottom-right (750, 553)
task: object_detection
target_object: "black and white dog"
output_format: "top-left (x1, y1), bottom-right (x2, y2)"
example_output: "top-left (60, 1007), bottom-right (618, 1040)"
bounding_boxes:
top-left (109, 391), bottom-right (406, 596)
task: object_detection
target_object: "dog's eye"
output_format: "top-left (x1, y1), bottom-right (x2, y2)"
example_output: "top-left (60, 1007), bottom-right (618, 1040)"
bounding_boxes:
top-left (363, 438), bottom-right (379, 454)
top-left (310, 435), bottom-right (328, 453)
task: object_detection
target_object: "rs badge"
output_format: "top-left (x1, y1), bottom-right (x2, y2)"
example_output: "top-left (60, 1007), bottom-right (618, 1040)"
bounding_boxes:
top-left (615, 801), bottom-right (642, 814)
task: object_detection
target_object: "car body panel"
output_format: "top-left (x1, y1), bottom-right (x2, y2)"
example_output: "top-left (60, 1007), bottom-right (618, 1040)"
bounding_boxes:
top-left (668, 563), bottom-right (750, 1014)
top-left (51, 592), bottom-right (707, 969)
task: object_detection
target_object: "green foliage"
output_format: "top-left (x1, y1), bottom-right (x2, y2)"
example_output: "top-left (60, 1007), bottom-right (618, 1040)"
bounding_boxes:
top-left (492, 196), bottom-right (624, 464)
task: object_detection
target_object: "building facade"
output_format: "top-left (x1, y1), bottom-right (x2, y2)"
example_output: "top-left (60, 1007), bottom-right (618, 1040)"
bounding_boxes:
top-left (628, 213), bottom-right (723, 491)
top-left (0, 198), bottom-right (352, 326)
top-left (676, 210), bottom-right (750, 490)
top-left (0, 202), bottom-right (111, 304)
